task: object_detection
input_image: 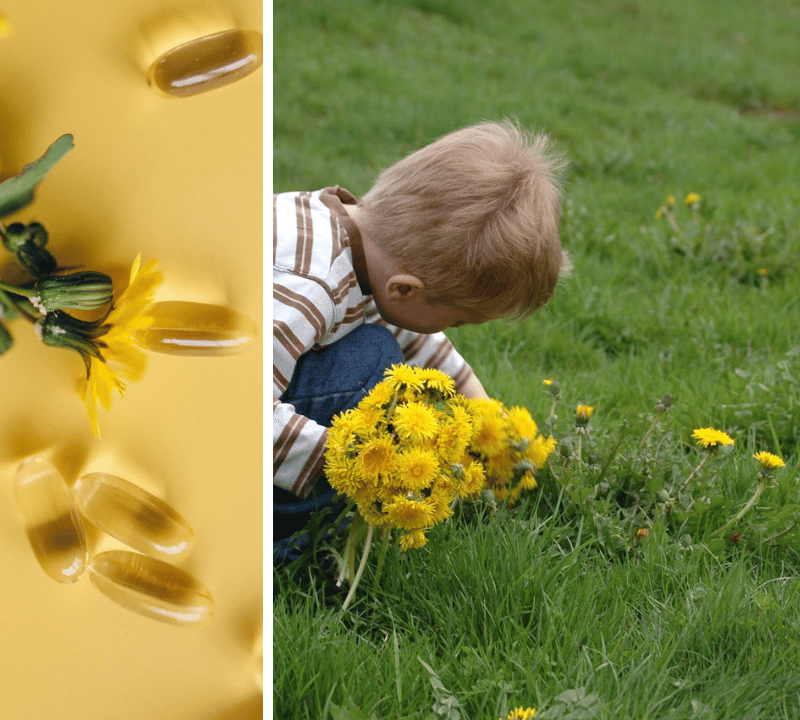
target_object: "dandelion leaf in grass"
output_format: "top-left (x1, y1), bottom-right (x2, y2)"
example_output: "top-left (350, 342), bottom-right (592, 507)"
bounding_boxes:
top-left (418, 657), bottom-right (463, 720)
top-left (0, 135), bottom-right (74, 218)
top-left (544, 688), bottom-right (604, 719)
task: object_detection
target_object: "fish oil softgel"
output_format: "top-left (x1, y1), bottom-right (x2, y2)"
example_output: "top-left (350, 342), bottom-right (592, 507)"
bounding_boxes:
top-left (13, 457), bottom-right (89, 583)
top-left (137, 300), bottom-right (257, 356)
top-left (147, 29), bottom-right (263, 98)
top-left (73, 472), bottom-right (194, 560)
top-left (89, 550), bottom-right (213, 624)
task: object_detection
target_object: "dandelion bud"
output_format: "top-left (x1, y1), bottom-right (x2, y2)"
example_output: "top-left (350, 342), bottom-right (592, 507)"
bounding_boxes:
top-left (1, 221), bottom-right (57, 276)
top-left (35, 309), bottom-right (105, 371)
top-left (31, 271), bottom-right (114, 312)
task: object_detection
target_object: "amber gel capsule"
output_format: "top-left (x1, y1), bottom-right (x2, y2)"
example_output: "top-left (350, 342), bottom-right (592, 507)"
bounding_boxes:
top-left (89, 550), bottom-right (213, 625)
top-left (147, 29), bottom-right (263, 97)
top-left (73, 473), bottom-right (194, 560)
top-left (13, 457), bottom-right (89, 583)
top-left (137, 300), bottom-right (257, 356)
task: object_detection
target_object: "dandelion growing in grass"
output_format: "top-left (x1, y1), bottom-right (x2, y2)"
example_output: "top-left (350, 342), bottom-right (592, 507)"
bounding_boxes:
top-left (504, 708), bottom-right (536, 720)
top-left (680, 427), bottom-right (735, 492)
top-left (754, 451), bottom-right (786, 472)
top-left (717, 450), bottom-right (787, 537)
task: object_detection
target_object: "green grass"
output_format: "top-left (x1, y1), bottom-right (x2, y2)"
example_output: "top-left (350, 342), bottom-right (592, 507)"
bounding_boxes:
top-left (273, 0), bottom-right (800, 717)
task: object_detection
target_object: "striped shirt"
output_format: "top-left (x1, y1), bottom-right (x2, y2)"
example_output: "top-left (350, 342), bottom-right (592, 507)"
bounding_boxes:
top-left (273, 186), bottom-right (476, 498)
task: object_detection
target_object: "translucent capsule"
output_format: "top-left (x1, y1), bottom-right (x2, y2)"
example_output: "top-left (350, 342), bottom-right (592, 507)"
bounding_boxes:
top-left (89, 550), bottom-right (213, 625)
top-left (147, 29), bottom-right (263, 98)
top-left (13, 457), bottom-right (89, 583)
top-left (73, 472), bottom-right (194, 560)
top-left (137, 300), bottom-right (257, 356)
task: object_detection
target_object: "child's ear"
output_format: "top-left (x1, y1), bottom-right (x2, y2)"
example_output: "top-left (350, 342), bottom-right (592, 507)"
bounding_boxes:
top-left (385, 274), bottom-right (425, 301)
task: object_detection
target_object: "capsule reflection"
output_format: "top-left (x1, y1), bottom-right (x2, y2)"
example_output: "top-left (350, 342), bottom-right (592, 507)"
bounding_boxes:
top-left (147, 29), bottom-right (263, 98)
top-left (136, 300), bottom-right (257, 356)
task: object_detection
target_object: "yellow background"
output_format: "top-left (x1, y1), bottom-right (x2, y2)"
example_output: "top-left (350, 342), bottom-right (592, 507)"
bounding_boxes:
top-left (0, 1), bottom-right (263, 718)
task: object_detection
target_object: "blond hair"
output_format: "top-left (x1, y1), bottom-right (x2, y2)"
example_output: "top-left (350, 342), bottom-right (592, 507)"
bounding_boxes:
top-left (358, 120), bottom-right (569, 318)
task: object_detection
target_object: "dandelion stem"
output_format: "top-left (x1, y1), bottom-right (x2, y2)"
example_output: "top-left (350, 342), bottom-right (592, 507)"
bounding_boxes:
top-left (717, 482), bottom-right (767, 537)
top-left (680, 452), bottom-right (710, 492)
top-left (342, 524), bottom-right (374, 612)
top-left (337, 514), bottom-right (361, 587)
top-left (0, 280), bottom-right (35, 297)
top-left (371, 527), bottom-right (391, 592)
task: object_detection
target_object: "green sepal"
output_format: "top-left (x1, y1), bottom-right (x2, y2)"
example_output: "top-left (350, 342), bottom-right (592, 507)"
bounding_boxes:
top-left (0, 135), bottom-right (74, 218)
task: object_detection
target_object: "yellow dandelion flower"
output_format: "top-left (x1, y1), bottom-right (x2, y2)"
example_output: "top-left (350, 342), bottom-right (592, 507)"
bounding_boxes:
top-left (457, 459), bottom-right (486, 498)
top-left (426, 494), bottom-right (454, 524)
top-left (507, 406), bottom-right (538, 442)
top-left (655, 206), bottom-right (666, 219)
top-left (392, 401), bottom-right (439, 444)
top-left (685, 192), bottom-right (701, 205)
top-left (384, 496), bottom-right (434, 530)
top-left (360, 379), bottom-right (396, 410)
top-left (416, 367), bottom-right (456, 396)
top-left (437, 409), bottom-right (473, 463)
top-left (666, 195), bottom-right (676, 206)
top-left (575, 404), bottom-right (594, 422)
top-left (399, 529), bottom-right (428, 551)
top-left (542, 378), bottom-right (554, 386)
top-left (385, 363), bottom-right (425, 392)
top-left (757, 267), bottom-right (769, 277)
top-left (692, 427), bottom-right (734, 448)
top-left (525, 434), bottom-right (557, 470)
top-left (518, 470), bottom-right (538, 491)
top-left (396, 448), bottom-right (440, 491)
top-left (636, 527), bottom-right (649, 539)
top-left (505, 707), bottom-right (536, 720)
top-left (324, 455), bottom-right (364, 496)
top-left (469, 399), bottom-right (507, 457)
top-left (72, 255), bottom-right (163, 438)
top-left (753, 451), bottom-right (785, 470)
top-left (359, 436), bottom-right (398, 479)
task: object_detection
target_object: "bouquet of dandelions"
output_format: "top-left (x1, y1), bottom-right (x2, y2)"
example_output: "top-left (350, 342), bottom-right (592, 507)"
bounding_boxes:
top-left (324, 364), bottom-right (556, 609)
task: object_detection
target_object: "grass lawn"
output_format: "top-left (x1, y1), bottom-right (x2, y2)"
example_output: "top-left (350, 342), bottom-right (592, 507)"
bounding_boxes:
top-left (272, 1), bottom-right (800, 717)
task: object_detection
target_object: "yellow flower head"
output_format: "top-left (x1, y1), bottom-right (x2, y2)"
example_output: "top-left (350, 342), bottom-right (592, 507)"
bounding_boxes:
top-left (691, 427), bottom-right (734, 449)
top-left (666, 195), bottom-right (676, 206)
top-left (685, 192), bottom-right (701, 205)
top-left (542, 378), bottom-right (554, 386)
top-left (392, 401), bottom-right (439, 444)
top-left (525, 434), bottom-right (557, 470)
top-left (384, 496), bottom-right (434, 530)
top-left (575, 404), bottom-right (594, 423)
top-left (359, 436), bottom-right (398, 479)
top-left (416, 367), bottom-right (456, 396)
top-left (75, 255), bottom-right (163, 438)
top-left (385, 364), bottom-right (424, 392)
top-left (399, 529), bottom-right (428, 551)
top-left (655, 206), bottom-right (666, 219)
top-left (507, 406), bottom-right (538, 442)
top-left (505, 707), bottom-right (536, 720)
top-left (469, 399), bottom-right (507, 457)
top-left (396, 447), bottom-right (440, 492)
top-left (456, 458), bottom-right (486, 498)
top-left (753, 451), bottom-right (785, 471)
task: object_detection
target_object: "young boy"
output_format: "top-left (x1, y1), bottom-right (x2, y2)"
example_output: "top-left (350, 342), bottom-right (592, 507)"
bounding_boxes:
top-left (273, 120), bottom-right (569, 561)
